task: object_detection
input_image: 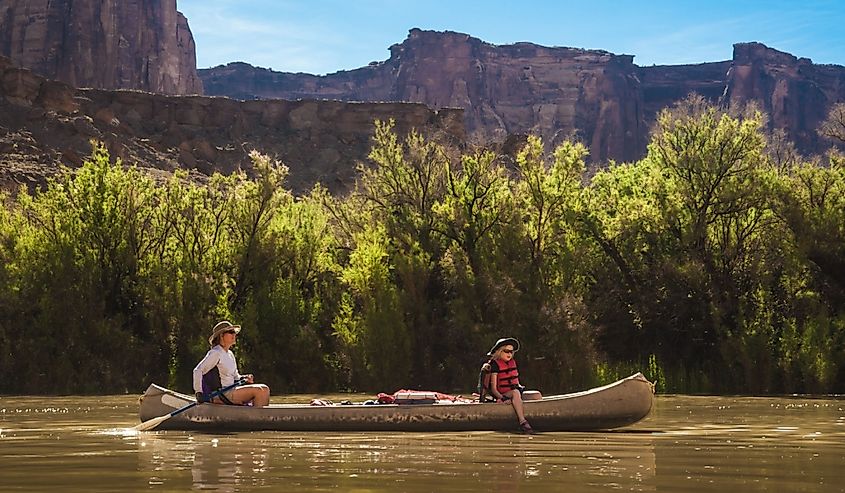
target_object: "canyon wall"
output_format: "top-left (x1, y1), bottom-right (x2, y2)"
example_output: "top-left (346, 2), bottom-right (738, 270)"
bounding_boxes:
top-left (723, 42), bottom-right (845, 154)
top-left (3, 8), bottom-right (845, 194)
top-left (0, 0), bottom-right (202, 95)
top-left (202, 30), bottom-right (845, 161)
top-left (637, 61), bottom-right (732, 128)
top-left (0, 56), bottom-right (463, 194)
top-left (202, 29), bottom-right (644, 163)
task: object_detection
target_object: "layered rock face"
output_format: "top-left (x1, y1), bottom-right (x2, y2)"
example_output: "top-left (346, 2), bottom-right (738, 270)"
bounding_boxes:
top-left (203, 29), bottom-right (645, 163)
top-left (637, 61), bottom-right (731, 128)
top-left (0, 0), bottom-right (202, 95)
top-left (724, 42), bottom-right (845, 154)
top-left (202, 29), bottom-right (845, 161)
top-left (0, 56), bottom-right (463, 193)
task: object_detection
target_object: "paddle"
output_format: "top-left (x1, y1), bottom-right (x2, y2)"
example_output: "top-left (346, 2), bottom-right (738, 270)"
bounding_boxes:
top-left (133, 377), bottom-right (247, 432)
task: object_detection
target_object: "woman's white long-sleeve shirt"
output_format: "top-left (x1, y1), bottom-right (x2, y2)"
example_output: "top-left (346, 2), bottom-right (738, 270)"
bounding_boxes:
top-left (192, 345), bottom-right (242, 393)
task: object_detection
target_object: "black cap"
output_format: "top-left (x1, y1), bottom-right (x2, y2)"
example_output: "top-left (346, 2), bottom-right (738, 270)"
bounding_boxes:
top-left (487, 337), bottom-right (520, 356)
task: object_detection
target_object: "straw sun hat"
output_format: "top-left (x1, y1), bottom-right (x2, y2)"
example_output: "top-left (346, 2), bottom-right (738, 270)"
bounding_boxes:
top-left (208, 320), bottom-right (241, 345)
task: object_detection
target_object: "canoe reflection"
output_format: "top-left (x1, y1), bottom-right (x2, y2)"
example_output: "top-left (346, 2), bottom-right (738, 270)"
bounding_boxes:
top-left (189, 437), bottom-right (264, 492)
top-left (135, 431), bottom-right (656, 491)
top-left (137, 433), bottom-right (269, 491)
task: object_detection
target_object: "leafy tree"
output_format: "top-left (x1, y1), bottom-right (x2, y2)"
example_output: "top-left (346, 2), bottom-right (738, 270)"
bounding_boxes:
top-left (11, 143), bottom-right (165, 392)
top-left (240, 185), bottom-right (341, 392)
top-left (4, 110), bottom-right (845, 396)
top-left (334, 224), bottom-right (410, 389)
top-left (769, 154), bottom-right (845, 390)
top-left (818, 102), bottom-right (845, 147)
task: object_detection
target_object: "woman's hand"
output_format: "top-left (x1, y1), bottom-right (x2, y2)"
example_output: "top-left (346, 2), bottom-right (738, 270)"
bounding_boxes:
top-left (244, 374), bottom-right (255, 384)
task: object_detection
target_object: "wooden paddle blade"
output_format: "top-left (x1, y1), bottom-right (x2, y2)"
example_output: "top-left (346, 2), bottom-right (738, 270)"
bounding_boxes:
top-left (133, 413), bottom-right (170, 432)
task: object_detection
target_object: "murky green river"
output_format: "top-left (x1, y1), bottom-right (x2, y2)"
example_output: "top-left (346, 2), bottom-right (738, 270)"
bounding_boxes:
top-left (1, 394), bottom-right (843, 492)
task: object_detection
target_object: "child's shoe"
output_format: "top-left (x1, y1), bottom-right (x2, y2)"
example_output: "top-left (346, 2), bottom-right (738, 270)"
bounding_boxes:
top-left (519, 419), bottom-right (535, 434)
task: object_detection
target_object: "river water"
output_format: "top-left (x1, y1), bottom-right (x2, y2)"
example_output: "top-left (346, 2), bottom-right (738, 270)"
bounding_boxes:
top-left (1, 393), bottom-right (843, 492)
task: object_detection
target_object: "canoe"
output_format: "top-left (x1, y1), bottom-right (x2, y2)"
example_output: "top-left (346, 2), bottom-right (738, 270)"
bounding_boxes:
top-left (137, 372), bottom-right (654, 432)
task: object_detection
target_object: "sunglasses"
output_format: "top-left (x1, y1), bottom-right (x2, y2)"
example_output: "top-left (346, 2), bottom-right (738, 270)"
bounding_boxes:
top-left (225, 330), bottom-right (238, 335)
top-left (502, 349), bottom-right (514, 354)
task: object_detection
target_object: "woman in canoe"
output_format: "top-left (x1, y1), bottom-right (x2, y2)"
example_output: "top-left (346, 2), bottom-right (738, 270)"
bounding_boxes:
top-left (192, 320), bottom-right (271, 407)
top-left (483, 337), bottom-right (534, 433)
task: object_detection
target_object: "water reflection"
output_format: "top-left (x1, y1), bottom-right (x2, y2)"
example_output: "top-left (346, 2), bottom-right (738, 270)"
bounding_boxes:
top-left (189, 438), bottom-right (241, 491)
top-left (137, 433), bottom-right (266, 491)
top-left (133, 430), bottom-right (657, 492)
top-left (3, 394), bottom-right (845, 492)
top-left (648, 396), bottom-right (845, 492)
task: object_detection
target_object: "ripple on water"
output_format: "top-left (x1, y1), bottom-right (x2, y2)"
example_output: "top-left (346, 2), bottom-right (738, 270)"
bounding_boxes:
top-left (1, 394), bottom-right (844, 492)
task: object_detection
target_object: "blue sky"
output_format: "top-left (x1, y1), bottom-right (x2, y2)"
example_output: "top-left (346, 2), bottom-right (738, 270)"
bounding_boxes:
top-left (178, 0), bottom-right (844, 74)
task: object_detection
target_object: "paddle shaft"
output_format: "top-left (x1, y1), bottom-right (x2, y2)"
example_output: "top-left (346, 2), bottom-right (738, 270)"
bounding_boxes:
top-left (176, 377), bottom-right (247, 415)
top-left (134, 377), bottom-right (246, 431)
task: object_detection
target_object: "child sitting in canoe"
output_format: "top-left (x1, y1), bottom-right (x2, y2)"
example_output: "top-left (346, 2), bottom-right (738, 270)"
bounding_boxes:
top-left (479, 337), bottom-right (539, 433)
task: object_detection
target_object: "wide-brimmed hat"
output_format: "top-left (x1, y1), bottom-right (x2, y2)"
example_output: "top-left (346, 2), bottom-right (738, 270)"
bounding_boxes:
top-left (208, 320), bottom-right (241, 345)
top-left (487, 337), bottom-right (520, 356)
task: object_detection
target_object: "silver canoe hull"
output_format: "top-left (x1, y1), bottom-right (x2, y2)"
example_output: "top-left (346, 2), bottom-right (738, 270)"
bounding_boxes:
top-left (138, 372), bottom-right (654, 432)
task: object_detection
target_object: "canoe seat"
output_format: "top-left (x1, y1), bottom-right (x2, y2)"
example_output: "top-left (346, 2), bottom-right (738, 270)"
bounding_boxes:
top-left (393, 391), bottom-right (438, 405)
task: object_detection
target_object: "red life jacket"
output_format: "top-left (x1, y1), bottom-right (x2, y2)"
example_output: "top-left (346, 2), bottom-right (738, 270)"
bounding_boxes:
top-left (491, 358), bottom-right (520, 395)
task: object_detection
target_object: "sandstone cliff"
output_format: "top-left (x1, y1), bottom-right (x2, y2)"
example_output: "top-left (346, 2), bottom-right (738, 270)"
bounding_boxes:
top-left (202, 29), bottom-right (645, 163)
top-left (637, 61), bottom-right (731, 127)
top-left (0, 0), bottom-right (202, 95)
top-left (0, 56), bottom-right (463, 194)
top-left (724, 42), bottom-right (845, 154)
top-left (201, 30), bottom-right (845, 161)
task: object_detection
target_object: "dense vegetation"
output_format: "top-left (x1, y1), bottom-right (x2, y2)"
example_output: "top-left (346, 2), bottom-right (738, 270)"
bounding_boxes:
top-left (1, 97), bottom-right (843, 395)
